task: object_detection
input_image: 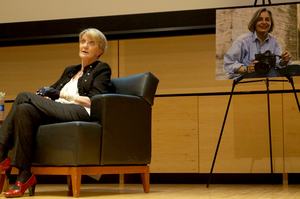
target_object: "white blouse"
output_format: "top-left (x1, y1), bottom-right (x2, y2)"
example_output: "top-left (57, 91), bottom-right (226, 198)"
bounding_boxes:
top-left (55, 78), bottom-right (90, 115)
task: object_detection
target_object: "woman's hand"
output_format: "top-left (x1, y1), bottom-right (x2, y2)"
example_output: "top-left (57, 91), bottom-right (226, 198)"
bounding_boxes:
top-left (281, 51), bottom-right (292, 61)
top-left (43, 96), bottom-right (52, 100)
top-left (280, 51), bottom-right (292, 66)
top-left (247, 61), bottom-right (259, 74)
top-left (36, 87), bottom-right (60, 100)
top-left (75, 96), bottom-right (91, 108)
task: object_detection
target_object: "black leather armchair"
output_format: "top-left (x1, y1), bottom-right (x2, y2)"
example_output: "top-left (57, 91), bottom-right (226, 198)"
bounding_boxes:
top-left (0, 71), bottom-right (159, 197)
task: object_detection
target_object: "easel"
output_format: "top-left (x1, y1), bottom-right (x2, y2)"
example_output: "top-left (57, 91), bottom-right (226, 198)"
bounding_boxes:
top-left (207, 0), bottom-right (300, 187)
top-left (206, 76), bottom-right (300, 187)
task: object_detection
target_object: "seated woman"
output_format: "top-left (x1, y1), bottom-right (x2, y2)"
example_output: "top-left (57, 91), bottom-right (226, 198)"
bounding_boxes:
top-left (0, 28), bottom-right (113, 197)
top-left (223, 8), bottom-right (292, 79)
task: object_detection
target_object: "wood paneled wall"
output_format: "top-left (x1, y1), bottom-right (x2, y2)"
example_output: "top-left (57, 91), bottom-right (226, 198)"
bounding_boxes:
top-left (1, 34), bottom-right (300, 174)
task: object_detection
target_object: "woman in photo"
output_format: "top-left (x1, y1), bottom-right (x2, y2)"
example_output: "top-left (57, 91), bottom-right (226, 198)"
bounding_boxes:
top-left (223, 8), bottom-right (292, 79)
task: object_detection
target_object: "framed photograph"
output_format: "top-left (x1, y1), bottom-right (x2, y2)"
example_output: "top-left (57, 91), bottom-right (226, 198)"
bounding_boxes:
top-left (215, 4), bottom-right (300, 80)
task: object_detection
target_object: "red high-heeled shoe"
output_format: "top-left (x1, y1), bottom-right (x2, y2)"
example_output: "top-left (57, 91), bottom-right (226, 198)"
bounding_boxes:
top-left (0, 157), bottom-right (12, 173)
top-left (4, 173), bottom-right (37, 198)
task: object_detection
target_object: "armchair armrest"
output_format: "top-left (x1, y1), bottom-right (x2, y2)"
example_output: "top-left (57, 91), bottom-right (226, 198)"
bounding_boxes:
top-left (91, 94), bottom-right (152, 165)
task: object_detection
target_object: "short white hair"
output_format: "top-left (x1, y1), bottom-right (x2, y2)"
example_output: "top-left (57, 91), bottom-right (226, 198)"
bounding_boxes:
top-left (79, 28), bottom-right (107, 56)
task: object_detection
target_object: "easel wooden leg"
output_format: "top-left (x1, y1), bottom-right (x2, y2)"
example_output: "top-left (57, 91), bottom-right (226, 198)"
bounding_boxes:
top-left (265, 78), bottom-right (274, 183)
top-left (207, 79), bottom-right (239, 187)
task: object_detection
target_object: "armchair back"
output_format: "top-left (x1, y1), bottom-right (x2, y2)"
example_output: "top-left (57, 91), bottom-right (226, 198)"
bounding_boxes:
top-left (112, 71), bottom-right (159, 106)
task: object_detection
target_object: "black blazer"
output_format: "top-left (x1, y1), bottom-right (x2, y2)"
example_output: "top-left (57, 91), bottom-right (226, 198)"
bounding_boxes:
top-left (51, 61), bottom-right (113, 98)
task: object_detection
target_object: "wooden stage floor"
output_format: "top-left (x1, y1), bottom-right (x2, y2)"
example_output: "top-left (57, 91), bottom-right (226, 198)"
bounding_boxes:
top-left (2, 183), bottom-right (300, 199)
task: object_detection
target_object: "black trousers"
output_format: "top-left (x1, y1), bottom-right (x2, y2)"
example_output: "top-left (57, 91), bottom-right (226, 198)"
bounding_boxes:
top-left (0, 92), bottom-right (90, 171)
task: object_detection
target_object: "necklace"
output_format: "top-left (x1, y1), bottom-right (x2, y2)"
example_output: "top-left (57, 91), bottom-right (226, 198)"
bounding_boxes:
top-left (78, 71), bottom-right (83, 77)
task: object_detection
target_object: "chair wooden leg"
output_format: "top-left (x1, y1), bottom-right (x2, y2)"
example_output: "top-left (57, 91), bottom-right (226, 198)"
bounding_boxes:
top-left (71, 167), bottom-right (82, 197)
top-left (119, 174), bottom-right (124, 184)
top-left (67, 175), bottom-right (72, 191)
top-left (0, 166), bottom-right (149, 196)
top-left (0, 174), bottom-right (4, 193)
top-left (3, 173), bottom-right (10, 192)
top-left (140, 166), bottom-right (150, 193)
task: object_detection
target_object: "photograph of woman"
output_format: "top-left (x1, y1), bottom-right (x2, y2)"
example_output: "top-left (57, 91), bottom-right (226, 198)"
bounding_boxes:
top-left (215, 4), bottom-right (300, 80)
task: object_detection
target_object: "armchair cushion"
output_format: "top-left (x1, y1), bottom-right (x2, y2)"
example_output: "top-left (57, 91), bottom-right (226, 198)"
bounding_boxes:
top-left (32, 121), bottom-right (102, 166)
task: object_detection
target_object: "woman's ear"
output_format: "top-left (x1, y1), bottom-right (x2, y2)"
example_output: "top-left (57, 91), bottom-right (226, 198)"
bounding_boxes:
top-left (98, 50), bottom-right (103, 57)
